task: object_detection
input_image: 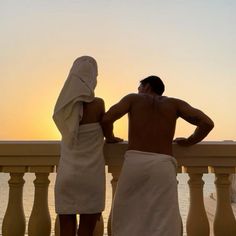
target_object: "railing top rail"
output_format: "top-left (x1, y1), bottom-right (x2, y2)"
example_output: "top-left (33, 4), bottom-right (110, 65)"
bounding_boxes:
top-left (0, 141), bottom-right (236, 167)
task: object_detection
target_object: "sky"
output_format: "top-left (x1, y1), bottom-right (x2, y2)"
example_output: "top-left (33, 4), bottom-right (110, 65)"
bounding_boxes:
top-left (0, 0), bottom-right (235, 141)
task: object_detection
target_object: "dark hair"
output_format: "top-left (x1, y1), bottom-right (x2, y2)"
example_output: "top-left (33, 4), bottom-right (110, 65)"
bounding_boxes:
top-left (140, 75), bottom-right (165, 95)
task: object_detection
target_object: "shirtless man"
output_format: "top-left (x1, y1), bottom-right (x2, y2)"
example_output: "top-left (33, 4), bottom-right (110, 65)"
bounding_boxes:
top-left (102, 75), bottom-right (214, 236)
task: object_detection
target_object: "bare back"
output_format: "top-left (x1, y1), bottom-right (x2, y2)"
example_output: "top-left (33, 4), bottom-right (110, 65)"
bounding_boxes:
top-left (128, 94), bottom-right (177, 155)
top-left (80, 97), bottom-right (105, 125)
top-left (102, 93), bottom-right (214, 156)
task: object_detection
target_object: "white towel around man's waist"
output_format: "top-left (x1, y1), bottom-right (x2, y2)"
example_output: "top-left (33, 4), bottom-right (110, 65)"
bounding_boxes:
top-left (55, 123), bottom-right (105, 214)
top-left (112, 150), bottom-right (182, 236)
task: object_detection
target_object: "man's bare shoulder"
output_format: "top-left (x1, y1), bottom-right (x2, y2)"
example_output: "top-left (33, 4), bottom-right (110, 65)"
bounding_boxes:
top-left (119, 93), bottom-right (140, 103)
top-left (123, 93), bottom-right (160, 100)
top-left (164, 97), bottom-right (188, 105)
top-left (123, 93), bottom-right (139, 99)
top-left (167, 97), bottom-right (203, 119)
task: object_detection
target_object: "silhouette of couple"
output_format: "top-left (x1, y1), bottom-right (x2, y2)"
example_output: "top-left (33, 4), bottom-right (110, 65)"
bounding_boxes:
top-left (53, 56), bottom-right (214, 236)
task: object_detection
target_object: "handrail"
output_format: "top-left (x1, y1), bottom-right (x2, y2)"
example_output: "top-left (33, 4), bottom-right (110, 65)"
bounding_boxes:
top-left (0, 141), bottom-right (236, 166)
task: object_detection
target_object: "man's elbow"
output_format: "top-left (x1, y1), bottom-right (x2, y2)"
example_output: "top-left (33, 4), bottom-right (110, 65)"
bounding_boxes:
top-left (203, 119), bottom-right (214, 132)
top-left (208, 117), bottom-right (214, 129)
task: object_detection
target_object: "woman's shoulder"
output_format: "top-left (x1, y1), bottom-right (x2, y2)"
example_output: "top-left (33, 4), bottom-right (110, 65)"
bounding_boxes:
top-left (94, 97), bottom-right (104, 103)
top-left (84, 97), bottom-right (105, 111)
top-left (92, 97), bottom-right (105, 107)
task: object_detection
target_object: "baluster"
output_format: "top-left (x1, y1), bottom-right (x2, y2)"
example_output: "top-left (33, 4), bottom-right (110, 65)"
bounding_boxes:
top-left (2, 170), bottom-right (26, 236)
top-left (213, 167), bottom-right (236, 236)
top-left (107, 168), bottom-right (120, 236)
top-left (185, 167), bottom-right (210, 236)
top-left (28, 169), bottom-right (51, 236)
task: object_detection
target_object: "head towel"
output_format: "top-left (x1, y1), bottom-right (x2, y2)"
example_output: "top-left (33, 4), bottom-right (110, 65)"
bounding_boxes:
top-left (53, 56), bottom-right (98, 145)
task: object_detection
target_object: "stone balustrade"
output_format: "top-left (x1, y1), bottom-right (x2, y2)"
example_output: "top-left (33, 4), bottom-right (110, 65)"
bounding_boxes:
top-left (0, 141), bottom-right (236, 236)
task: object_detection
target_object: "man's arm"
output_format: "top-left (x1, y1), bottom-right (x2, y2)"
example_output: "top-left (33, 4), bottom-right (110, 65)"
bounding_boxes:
top-left (174, 99), bottom-right (214, 146)
top-left (102, 94), bottom-right (133, 143)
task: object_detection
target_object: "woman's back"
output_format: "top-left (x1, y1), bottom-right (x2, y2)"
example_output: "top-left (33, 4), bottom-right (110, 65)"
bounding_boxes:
top-left (80, 97), bottom-right (105, 125)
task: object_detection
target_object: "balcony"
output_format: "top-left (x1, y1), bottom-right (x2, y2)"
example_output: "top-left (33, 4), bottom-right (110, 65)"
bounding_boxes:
top-left (0, 141), bottom-right (236, 236)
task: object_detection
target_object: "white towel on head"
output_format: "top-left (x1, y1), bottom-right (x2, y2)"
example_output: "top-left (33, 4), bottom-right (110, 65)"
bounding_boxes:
top-left (53, 56), bottom-right (98, 145)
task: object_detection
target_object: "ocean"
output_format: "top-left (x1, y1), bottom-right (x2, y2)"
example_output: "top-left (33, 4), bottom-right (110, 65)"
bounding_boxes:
top-left (0, 170), bottom-right (216, 236)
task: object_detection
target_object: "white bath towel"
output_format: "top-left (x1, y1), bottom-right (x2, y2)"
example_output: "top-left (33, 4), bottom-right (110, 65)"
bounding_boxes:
top-left (55, 123), bottom-right (105, 214)
top-left (53, 56), bottom-right (98, 146)
top-left (112, 150), bottom-right (182, 236)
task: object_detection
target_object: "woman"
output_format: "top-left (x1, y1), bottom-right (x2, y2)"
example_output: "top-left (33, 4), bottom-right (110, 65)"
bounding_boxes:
top-left (53, 56), bottom-right (106, 236)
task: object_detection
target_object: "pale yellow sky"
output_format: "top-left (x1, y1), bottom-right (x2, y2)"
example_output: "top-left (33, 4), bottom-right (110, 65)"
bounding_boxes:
top-left (0, 1), bottom-right (235, 141)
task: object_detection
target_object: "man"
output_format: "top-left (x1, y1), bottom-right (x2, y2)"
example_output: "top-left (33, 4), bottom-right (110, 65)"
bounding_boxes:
top-left (102, 75), bottom-right (214, 236)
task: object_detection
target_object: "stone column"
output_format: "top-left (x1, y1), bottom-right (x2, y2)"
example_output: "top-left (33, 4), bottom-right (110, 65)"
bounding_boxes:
top-left (213, 167), bottom-right (236, 236)
top-left (185, 166), bottom-right (210, 236)
top-left (2, 167), bottom-right (26, 236)
top-left (28, 167), bottom-right (53, 236)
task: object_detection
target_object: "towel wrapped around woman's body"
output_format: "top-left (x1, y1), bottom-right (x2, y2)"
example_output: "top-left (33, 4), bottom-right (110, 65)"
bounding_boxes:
top-left (112, 150), bottom-right (182, 236)
top-left (55, 122), bottom-right (105, 214)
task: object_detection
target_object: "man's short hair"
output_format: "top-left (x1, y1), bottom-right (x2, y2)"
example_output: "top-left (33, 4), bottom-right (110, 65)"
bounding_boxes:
top-left (140, 75), bottom-right (165, 95)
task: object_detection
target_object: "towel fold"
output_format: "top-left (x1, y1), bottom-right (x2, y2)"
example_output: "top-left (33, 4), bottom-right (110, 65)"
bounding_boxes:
top-left (112, 150), bottom-right (182, 236)
top-left (55, 123), bottom-right (105, 214)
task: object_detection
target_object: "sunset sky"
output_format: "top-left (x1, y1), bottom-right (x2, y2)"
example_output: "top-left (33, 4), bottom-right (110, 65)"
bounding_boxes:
top-left (1, 0), bottom-right (235, 141)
